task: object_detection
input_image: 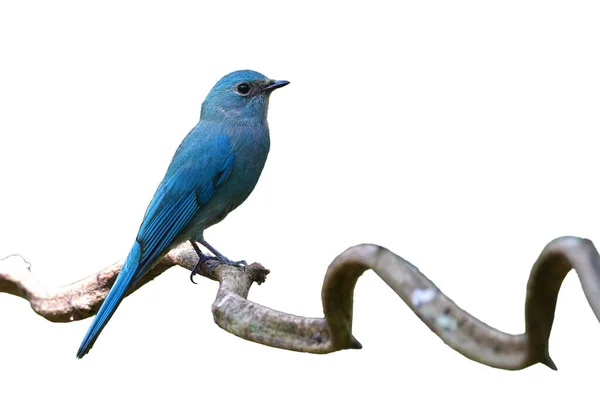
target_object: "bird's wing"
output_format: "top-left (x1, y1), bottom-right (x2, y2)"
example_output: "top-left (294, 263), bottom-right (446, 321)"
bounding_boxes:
top-left (76, 134), bottom-right (235, 358)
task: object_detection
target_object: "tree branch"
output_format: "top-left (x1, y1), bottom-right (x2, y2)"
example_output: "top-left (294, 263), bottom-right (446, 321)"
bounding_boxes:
top-left (1, 236), bottom-right (599, 370)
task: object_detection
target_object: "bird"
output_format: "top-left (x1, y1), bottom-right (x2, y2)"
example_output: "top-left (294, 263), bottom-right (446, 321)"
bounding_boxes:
top-left (76, 69), bottom-right (289, 358)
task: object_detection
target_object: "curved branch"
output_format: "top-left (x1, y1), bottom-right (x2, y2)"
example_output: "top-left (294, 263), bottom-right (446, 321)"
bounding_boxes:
top-left (1, 236), bottom-right (599, 370)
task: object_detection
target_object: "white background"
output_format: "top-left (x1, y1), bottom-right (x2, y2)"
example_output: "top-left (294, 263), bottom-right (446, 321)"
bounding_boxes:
top-left (1, 1), bottom-right (599, 398)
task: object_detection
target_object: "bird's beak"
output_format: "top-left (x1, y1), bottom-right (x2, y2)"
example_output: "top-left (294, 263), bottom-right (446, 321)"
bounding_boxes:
top-left (262, 80), bottom-right (290, 92)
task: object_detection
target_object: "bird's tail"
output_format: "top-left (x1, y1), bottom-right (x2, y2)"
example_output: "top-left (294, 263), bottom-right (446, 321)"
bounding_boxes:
top-left (76, 241), bottom-right (142, 358)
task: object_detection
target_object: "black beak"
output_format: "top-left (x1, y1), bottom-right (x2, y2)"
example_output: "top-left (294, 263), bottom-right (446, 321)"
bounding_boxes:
top-left (262, 80), bottom-right (290, 92)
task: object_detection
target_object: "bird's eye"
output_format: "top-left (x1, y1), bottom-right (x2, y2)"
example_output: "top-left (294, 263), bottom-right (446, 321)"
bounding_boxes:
top-left (235, 82), bottom-right (251, 96)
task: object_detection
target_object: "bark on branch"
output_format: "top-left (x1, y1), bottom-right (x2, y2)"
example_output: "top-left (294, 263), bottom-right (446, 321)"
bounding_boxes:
top-left (1, 236), bottom-right (599, 370)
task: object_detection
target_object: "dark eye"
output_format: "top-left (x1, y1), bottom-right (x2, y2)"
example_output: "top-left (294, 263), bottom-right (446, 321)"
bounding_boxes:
top-left (235, 82), bottom-right (251, 95)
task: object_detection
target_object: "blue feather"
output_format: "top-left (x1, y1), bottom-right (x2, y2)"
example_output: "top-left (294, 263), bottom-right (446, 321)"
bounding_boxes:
top-left (76, 70), bottom-right (288, 357)
top-left (76, 241), bottom-right (142, 358)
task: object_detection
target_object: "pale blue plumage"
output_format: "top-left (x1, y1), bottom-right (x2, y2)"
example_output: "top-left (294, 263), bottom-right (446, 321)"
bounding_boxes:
top-left (76, 70), bottom-right (288, 358)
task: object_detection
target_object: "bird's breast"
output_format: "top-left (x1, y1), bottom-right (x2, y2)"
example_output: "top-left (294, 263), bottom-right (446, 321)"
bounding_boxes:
top-left (190, 123), bottom-right (270, 232)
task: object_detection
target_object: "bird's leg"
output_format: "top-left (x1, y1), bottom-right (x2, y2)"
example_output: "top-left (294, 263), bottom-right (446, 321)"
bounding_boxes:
top-left (189, 240), bottom-right (219, 284)
top-left (199, 238), bottom-right (247, 268)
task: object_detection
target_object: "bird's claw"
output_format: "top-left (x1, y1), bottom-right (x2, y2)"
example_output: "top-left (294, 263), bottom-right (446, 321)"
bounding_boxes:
top-left (190, 256), bottom-right (219, 284)
top-left (232, 259), bottom-right (248, 268)
top-left (190, 257), bottom-right (247, 283)
top-left (217, 257), bottom-right (247, 269)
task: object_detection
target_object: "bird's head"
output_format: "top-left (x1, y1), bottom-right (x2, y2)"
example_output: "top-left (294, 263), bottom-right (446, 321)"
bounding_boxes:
top-left (200, 70), bottom-right (289, 123)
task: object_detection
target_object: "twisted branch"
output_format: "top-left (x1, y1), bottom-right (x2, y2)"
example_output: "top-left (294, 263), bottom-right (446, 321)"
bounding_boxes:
top-left (1, 236), bottom-right (599, 370)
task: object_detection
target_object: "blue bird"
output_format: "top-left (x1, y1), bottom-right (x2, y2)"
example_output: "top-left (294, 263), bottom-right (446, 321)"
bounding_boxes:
top-left (76, 70), bottom-right (289, 358)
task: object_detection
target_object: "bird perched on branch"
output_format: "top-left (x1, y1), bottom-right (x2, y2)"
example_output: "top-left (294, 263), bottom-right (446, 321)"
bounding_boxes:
top-left (77, 70), bottom-right (289, 358)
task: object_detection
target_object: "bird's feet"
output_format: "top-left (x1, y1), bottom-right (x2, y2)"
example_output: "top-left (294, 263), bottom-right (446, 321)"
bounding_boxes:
top-left (188, 240), bottom-right (248, 283)
top-left (216, 256), bottom-right (248, 268)
top-left (189, 254), bottom-right (218, 283)
top-left (189, 256), bottom-right (247, 283)
top-left (198, 238), bottom-right (247, 267)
